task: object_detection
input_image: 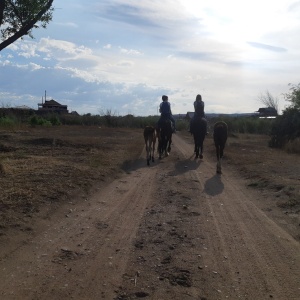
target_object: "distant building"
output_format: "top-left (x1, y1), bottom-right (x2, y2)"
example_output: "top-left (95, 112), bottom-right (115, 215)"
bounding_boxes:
top-left (257, 107), bottom-right (277, 117)
top-left (185, 112), bottom-right (195, 119)
top-left (173, 114), bottom-right (187, 120)
top-left (70, 111), bottom-right (79, 116)
top-left (38, 99), bottom-right (68, 114)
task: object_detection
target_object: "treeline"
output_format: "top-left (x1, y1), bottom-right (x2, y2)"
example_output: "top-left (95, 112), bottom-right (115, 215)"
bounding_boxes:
top-left (0, 110), bottom-right (274, 133)
top-left (1, 83), bottom-right (299, 153)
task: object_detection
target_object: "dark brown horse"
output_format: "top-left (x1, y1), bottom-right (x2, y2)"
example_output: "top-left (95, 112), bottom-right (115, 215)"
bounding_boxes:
top-left (157, 119), bottom-right (172, 159)
top-left (143, 126), bottom-right (157, 165)
top-left (213, 121), bottom-right (228, 174)
top-left (191, 117), bottom-right (207, 159)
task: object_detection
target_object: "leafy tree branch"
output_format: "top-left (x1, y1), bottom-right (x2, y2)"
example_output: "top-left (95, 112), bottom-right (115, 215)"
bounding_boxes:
top-left (0, 0), bottom-right (54, 51)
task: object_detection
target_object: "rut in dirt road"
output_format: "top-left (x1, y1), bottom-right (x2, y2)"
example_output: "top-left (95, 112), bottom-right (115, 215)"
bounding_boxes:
top-left (0, 133), bottom-right (299, 300)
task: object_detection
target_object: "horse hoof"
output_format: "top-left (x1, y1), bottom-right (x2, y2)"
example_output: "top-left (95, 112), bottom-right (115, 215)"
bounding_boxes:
top-left (200, 154), bottom-right (203, 159)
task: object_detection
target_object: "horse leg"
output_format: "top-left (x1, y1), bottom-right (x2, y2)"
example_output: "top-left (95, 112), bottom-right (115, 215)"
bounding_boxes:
top-left (199, 142), bottom-right (203, 159)
top-left (146, 143), bottom-right (150, 166)
top-left (167, 138), bottom-right (171, 155)
top-left (217, 160), bottom-right (222, 174)
top-left (165, 140), bottom-right (169, 157)
top-left (195, 142), bottom-right (199, 158)
top-left (158, 140), bottom-right (163, 159)
top-left (217, 144), bottom-right (225, 173)
top-left (196, 147), bottom-right (199, 158)
top-left (193, 135), bottom-right (197, 155)
top-left (149, 136), bottom-right (153, 161)
top-left (193, 135), bottom-right (199, 158)
top-left (220, 145), bottom-right (224, 159)
top-left (152, 139), bottom-right (155, 162)
top-left (216, 145), bottom-right (222, 173)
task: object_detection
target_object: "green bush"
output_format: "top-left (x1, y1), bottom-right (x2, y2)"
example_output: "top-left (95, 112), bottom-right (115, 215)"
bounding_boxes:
top-left (48, 115), bottom-right (61, 126)
top-left (208, 116), bottom-right (274, 135)
top-left (0, 116), bottom-right (17, 127)
top-left (29, 115), bottom-right (52, 127)
top-left (269, 83), bottom-right (300, 150)
top-left (269, 108), bottom-right (300, 148)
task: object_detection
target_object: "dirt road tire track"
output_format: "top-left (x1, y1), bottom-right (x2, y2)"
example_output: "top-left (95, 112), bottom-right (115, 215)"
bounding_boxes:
top-left (0, 133), bottom-right (299, 300)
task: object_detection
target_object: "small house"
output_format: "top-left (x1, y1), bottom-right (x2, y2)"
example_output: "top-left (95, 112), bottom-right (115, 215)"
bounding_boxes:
top-left (257, 107), bottom-right (277, 117)
top-left (38, 99), bottom-right (68, 114)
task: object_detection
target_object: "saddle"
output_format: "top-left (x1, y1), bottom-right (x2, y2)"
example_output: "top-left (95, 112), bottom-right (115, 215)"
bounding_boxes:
top-left (190, 117), bottom-right (207, 135)
top-left (159, 117), bottom-right (173, 129)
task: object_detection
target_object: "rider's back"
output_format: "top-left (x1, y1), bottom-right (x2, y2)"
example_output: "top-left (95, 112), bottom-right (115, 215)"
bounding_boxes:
top-left (194, 100), bottom-right (204, 117)
top-left (160, 101), bottom-right (171, 116)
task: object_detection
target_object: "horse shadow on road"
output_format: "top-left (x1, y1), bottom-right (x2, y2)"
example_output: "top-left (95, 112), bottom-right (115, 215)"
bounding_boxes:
top-left (203, 174), bottom-right (224, 196)
top-left (121, 158), bottom-right (148, 173)
top-left (168, 154), bottom-right (203, 176)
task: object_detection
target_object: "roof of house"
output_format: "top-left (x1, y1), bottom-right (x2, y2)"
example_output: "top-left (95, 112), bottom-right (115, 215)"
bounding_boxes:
top-left (43, 99), bottom-right (65, 106)
top-left (257, 107), bottom-right (277, 116)
top-left (186, 112), bottom-right (195, 118)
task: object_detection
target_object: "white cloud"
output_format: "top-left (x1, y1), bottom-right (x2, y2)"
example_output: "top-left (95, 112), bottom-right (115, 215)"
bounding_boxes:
top-left (1, 0), bottom-right (299, 116)
top-left (119, 47), bottom-right (142, 55)
top-left (103, 44), bottom-right (112, 49)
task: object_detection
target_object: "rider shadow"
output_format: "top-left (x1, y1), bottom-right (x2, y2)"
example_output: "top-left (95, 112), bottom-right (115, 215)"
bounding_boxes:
top-left (203, 174), bottom-right (224, 196)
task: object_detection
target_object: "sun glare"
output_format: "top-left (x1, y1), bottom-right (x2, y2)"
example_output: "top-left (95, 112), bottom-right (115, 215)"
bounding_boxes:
top-left (179, 0), bottom-right (295, 43)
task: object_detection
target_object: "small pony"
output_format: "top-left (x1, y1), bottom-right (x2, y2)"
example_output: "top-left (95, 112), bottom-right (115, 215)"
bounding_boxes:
top-left (143, 126), bottom-right (157, 166)
top-left (213, 121), bottom-right (228, 174)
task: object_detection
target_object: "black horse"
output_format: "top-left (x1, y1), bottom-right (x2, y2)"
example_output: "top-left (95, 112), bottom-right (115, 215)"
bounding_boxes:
top-left (191, 117), bottom-right (207, 159)
top-left (157, 118), bottom-right (173, 159)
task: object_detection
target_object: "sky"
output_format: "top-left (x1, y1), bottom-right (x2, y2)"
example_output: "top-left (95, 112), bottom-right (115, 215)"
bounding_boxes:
top-left (0, 0), bottom-right (300, 116)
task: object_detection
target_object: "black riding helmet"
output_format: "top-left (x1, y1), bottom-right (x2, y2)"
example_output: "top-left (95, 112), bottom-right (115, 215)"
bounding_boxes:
top-left (162, 95), bottom-right (168, 101)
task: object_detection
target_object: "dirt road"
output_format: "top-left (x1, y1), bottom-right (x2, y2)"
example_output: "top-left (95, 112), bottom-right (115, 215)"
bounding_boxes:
top-left (0, 134), bottom-right (299, 300)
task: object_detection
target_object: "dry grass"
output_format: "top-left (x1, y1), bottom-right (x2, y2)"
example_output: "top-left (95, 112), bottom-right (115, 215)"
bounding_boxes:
top-left (0, 126), bottom-right (144, 231)
top-left (284, 138), bottom-right (300, 154)
top-left (218, 133), bottom-right (300, 211)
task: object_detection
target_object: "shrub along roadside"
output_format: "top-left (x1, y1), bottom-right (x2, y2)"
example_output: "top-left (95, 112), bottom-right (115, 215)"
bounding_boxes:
top-left (0, 116), bottom-right (18, 127)
top-left (268, 83), bottom-right (300, 152)
top-left (1, 102), bottom-right (299, 154)
top-left (1, 113), bottom-right (275, 135)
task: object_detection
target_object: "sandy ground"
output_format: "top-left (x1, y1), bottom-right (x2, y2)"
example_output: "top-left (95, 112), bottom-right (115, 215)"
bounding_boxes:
top-left (0, 132), bottom-right (299, 300)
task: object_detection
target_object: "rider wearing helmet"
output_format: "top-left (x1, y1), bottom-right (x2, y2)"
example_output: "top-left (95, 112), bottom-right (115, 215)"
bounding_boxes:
top-left (158, 95), bottom-right (176, 132)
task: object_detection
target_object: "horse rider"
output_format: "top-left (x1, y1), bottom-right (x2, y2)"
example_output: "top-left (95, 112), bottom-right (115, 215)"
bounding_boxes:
top-left (190, 94), bottom-right (207, 134)
top-left (157, 95), bottom-right (176, 133)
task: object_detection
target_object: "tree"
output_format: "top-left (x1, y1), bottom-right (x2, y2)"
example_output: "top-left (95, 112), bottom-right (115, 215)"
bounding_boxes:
top-left (269, 83), bottom-right (300, 149)
top-left (284, 83), bottom-right (300, 111)
top-left (0, 0), bottom-right (54, 51)
top-left (257, 90), bottom-right (279, 112)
